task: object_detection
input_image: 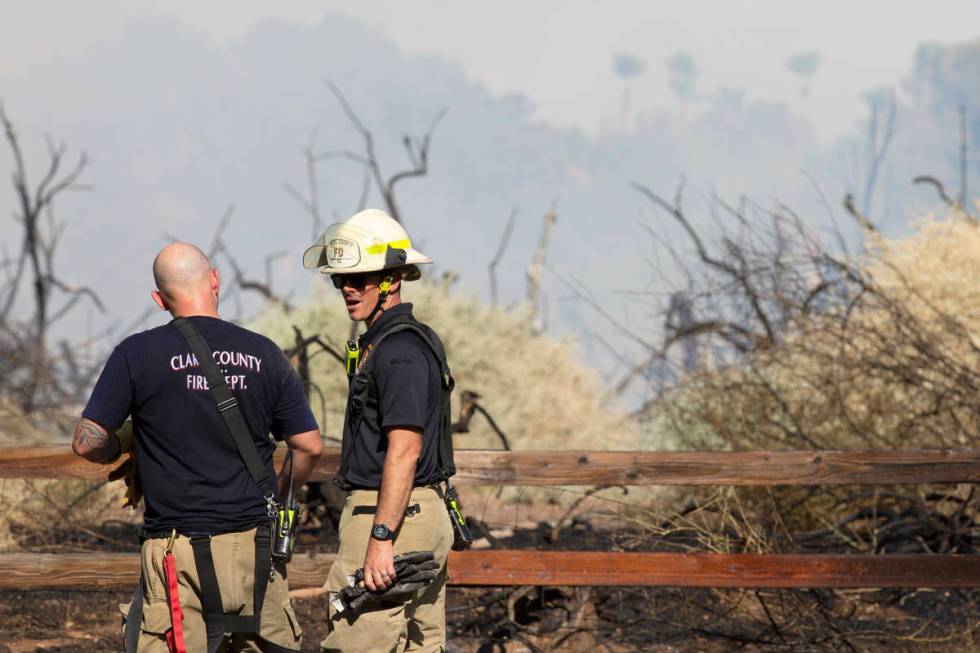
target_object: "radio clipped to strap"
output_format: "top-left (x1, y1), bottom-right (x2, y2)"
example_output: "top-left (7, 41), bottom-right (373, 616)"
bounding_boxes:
top-left (345, 339), bottom-right (360, 378)
top-left (272, 449), bottom-right (300, 564)
top-left (440, 481), bottom-right (473, 551)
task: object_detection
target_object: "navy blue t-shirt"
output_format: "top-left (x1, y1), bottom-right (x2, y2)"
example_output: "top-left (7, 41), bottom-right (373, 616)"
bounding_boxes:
top-left (83, 316), bottom-right (318, 533)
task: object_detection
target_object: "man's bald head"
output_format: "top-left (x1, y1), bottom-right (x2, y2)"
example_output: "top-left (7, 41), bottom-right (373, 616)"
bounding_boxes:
top-left (152, 242), bottom-right (214, 301)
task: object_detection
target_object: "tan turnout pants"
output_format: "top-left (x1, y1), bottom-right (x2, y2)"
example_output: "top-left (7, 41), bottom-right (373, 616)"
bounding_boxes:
top-left (321, 486), bottom-right (454, 653)
top-left (120, 526), bottom-right (303, 652)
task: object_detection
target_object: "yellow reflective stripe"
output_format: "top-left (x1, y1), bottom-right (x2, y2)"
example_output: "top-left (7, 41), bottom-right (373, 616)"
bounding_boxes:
top-left (364, 239), bottom-right (412, 255)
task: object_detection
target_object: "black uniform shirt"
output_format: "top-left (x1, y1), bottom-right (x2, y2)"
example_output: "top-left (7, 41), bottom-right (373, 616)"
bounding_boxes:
top-left (340, 303), bottom-right (444, 489)
top-left (83, 316), bottom-right (318, 533)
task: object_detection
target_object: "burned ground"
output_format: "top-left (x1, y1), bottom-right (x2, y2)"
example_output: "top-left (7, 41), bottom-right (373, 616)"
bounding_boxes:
top-left (1, 499), bottom-right (978, 653)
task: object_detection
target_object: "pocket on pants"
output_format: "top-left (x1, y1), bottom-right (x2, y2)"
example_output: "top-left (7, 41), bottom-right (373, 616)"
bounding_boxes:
top-left (260, 599), bottom-right (303, 650)
top-left (283, 600), bottom-right (303, 640)
top-left (139, 601), bottom-right (173, 635)
top-left (142, 543), bottom-right (167, 602)
top-left (118, 600), bottom-right (131, 639)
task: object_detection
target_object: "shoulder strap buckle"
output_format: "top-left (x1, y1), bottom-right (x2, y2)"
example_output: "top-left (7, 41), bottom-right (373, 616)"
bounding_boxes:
top-left (216, 396), bottom-right (238, 412)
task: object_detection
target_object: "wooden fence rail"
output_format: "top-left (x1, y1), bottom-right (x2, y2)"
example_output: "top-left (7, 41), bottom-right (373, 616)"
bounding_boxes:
top-left (2, 552), bottom-right (978, 590)
top-left (1, 446), bottom-right (977, 590)
top-left (3, 445), bottom-right (980, 485)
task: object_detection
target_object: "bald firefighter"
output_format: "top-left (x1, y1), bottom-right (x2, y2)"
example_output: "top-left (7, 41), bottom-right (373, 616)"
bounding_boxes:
top-left (73, 242), bottom-right (323, 652)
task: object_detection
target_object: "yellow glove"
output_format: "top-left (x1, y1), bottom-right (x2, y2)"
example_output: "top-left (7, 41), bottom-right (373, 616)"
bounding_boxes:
top-left (107, 421), bottom-right (142, 509)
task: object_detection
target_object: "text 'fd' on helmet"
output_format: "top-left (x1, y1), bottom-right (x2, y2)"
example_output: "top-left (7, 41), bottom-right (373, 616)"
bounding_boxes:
top-left (302, 209), bottom-right (432, 281)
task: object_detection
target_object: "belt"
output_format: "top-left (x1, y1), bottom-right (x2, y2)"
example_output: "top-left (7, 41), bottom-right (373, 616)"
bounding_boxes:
top-left (139, 524), bottom-right (267, 541)
top-left (351, 503), bottom-right (421, 517)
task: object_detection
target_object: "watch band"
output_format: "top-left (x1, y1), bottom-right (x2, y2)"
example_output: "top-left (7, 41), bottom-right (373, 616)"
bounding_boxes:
top-left (371, 523), bottom-right (394, 541)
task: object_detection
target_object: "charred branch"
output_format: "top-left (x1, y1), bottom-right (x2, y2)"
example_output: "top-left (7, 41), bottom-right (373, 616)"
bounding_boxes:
top-left (283, 129), bottom-right (325, 241)
top-left (206, 206), bottom-right (293, 314)
top-left (913, 175), bottom-right (956, 207)
top-left (0, 105), bottom-right (101, 411)
top-left (317, 81), bottom-right (447, 225)
top-left (451, 390), bottom-right (510, 450)
top-left (489, 207), bottom-right (517, 307)
top-left (526, 204), bottom-right (557, 334)
top-left (842, 193), bottom-right (879, 233)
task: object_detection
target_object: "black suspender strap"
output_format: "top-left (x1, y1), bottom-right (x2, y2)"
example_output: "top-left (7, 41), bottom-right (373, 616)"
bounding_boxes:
top-left (189, 525), bottom-right (278, 652)
top-left (366, 322), bottom-right (453, 389)
top-left (335, 373), bottom-right (371, 488)
top-left (171, 317), bottom-right (275, 501)
top-left (190, 535), bottom-right (228, 653)
top-left (125, 527), bottom-right (292, 653)
top-left (252, 526), bottom-right (273, 625)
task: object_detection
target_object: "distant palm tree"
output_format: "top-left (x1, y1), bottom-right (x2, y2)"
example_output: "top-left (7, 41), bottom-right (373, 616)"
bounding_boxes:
top-left (612, 53), bottom-right (647, 129)
top-left (786, 51), bottom-right (821, 100)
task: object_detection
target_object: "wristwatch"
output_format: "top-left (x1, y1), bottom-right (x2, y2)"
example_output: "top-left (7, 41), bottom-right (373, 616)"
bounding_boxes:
top-left (371, 523), bottom-right (394, 541)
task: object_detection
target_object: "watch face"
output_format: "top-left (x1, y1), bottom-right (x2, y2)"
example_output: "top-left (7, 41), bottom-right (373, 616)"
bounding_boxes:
top-left (372, 524), bottom-right (391, 540)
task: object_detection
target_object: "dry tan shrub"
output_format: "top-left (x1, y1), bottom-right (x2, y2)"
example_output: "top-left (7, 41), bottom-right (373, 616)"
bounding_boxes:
top-left (0, 400), bottom-right (61, 550)
top-left (649, 213), bottom-right (980, 453)
top-left (0, 477), bottom-right (125, 552)
top-left (866, 215), bottom-right (980, 334)
top-left (0, 398), bottom-right (76, 446)
top-left (251, 278), bottom-right (640, 452)
top-left (0, 400), bottom-right (127, 552)
top-left (634, 211), bottom-right (980, 564)
top-left (0, 479), bottom-right (25, 551)
top-left (606, 201), bottom-right (980, 651)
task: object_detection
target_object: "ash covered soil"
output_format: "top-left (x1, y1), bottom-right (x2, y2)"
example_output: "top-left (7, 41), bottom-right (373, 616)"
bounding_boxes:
top-left (2, 493), bottom-right (978, 652)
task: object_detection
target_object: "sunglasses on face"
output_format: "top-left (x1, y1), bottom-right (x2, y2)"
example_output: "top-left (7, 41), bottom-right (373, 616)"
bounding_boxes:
top-left (331, 273), bottom-right (379, 290)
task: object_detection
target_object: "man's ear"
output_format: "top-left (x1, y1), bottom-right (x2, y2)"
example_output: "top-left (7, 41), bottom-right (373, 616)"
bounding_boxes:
top-left (388, 274), bottom-right (402, 295)
top-left (210, 267), bottom-right (221, 297)
top-left (151, 289), bottom-right (168, 312)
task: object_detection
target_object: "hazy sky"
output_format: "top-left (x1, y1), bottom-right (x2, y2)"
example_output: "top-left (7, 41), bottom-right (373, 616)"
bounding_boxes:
top-left (3, 1), bottom-right (979, 143)
top-left (0, 0), bottom-right (975, 399)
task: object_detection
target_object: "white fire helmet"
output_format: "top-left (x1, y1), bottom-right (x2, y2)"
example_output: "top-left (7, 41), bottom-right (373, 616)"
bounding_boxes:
top-left (302, 209), bottom-right (432, 281)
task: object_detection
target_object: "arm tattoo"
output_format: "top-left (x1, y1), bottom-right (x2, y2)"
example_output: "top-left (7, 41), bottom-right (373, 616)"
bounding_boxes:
top-left (72, 419), bottom-right (121, 463)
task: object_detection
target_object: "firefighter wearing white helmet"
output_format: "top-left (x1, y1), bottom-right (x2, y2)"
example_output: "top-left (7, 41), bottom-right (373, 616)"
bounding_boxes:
top-left (305, 209), bottom-right (465, 653)
top-left (302, 207), bottom-right (432, 276)
top-left (303, 208), bottom-right (432, 324)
